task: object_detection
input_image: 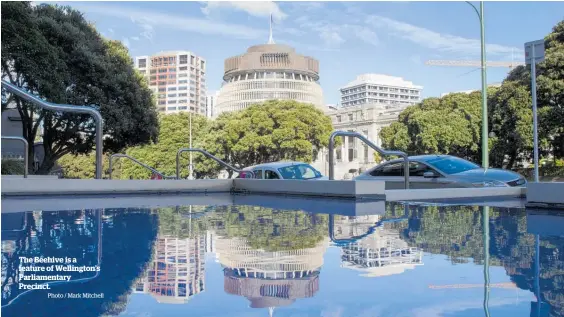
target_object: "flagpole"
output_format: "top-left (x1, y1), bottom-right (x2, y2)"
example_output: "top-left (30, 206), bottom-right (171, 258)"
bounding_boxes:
top-left (268, 14), bottom-right (274, 44)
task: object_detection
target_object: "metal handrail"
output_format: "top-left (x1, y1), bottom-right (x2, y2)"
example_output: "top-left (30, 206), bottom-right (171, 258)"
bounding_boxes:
top-left (328, 131), bottom-right (410, 189)
top-left (1, 80), bottom-right (104, 179)
top-left (1, 136), bottom-right (29, 178)
top-left (108, 154), bottom-right (172, 179)
top-left (176, 148), bottom-right (251, 179)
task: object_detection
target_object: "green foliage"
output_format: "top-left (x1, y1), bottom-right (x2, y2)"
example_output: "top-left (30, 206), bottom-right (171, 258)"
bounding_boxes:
top-left (537, 20), bottom-right (564, 159)
top-left (488, 82), bottom-right (533, 168)
top-left (58, 151), bottom-right (114, 179)
top-left (373, 151), bottom-right (382, 164)
top-left (208, 206), bottom-right (328, 252)
top-left (1, 159), bottom-right (25, 175)
top-left (199, 100), bottom-right (335, 177)
top-left (380, 92), bottom-right (483, 163)
top-left (155, 206), bottom-right (209, 238)
top-left (1, 2), bottom-right (158, 174)
top-left (119, 113), bottom-right (209, 179)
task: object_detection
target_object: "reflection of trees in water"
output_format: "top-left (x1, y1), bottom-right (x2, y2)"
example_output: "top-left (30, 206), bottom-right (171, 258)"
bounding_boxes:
top-left (206, 206), bottom-right (329, 315)
top-left (2, 212), bottom-right (34, 303)
top-left (1, 208), bottom-right (158, 317)
top-left (207, 205), bottom-right (328, 252)
top-left (386, 203), bottom-right (564, 316)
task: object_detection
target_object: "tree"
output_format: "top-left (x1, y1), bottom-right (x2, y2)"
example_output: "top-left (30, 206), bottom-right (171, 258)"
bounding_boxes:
top-left (488, 82), bottom-right (533, 168)
top-left (1, 2), bottom-right (158, 174)
top-left (199, 100), bottom-right (335, 177)
top-left (537, 20), bottom-right (564, 160)
top-left (502, 20), bottom-right (564, 162)
top-left (57, 151), bottom-right (114, 179)
top-left (209, 205), bottom-right (329, 252)
top-left (119, 113), bottom-right (210, 179)
top-left (380, 93), bottom-right (483, 164)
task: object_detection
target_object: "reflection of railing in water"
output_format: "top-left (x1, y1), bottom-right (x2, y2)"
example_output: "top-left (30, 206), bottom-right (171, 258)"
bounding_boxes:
top-left (1, 210), bottom-right (103, 308)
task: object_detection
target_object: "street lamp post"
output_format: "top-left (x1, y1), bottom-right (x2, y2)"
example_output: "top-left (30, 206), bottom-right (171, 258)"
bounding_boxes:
top-left (467, 1), bottom-right (489, 168)
top-left (189, 112), bottom-right (193, 180)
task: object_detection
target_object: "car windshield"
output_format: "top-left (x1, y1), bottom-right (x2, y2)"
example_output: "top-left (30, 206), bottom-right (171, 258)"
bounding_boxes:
top-left (278, 164), bottom-right (322, 180)
top-left (424, 156), bottom-right (480, 175)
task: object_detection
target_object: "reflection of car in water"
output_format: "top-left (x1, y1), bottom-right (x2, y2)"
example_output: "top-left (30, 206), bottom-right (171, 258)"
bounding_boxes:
top-left (238, 161), bottom-right (327, 180)
top-left (355, 154), bottom-right (526, 189)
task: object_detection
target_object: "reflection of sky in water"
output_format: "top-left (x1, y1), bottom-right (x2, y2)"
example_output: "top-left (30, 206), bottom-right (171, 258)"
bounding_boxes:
top-left (1, 203), bottom-right (559, 317)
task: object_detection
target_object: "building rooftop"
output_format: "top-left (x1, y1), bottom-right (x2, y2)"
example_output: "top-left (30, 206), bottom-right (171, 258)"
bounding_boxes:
top-left (342, 74), bottom-right (423, 90)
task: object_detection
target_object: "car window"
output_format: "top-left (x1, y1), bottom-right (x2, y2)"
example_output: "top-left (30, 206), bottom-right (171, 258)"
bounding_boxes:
top-left (278, 164), bottom-right (322, 180)
top-left (409, 162), bottom-right (439, 177)
top-left (369, 162), bottom-right (404, 176)
top-left (425, 157), bottom-right (480, 175)
top-left (265, 170), bottom-right (279, 179)
top-left (253, 169), bottom-right (263, 179)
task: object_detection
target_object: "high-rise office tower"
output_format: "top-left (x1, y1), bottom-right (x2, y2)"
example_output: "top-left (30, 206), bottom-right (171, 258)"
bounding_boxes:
top-left (135, 51), bottom-right (207, 115)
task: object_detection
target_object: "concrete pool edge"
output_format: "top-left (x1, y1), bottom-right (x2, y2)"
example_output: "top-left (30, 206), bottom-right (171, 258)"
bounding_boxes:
top-left (526, 182), bottom-right (564, 209)
top-left (6, 178), bottom-right (564, 210)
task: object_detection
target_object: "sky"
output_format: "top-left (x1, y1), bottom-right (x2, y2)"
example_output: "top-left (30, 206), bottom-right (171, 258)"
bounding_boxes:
top-left (119, 249), bottom-right (534, 317)
top-left (53, 1), bottom-right (564, 105)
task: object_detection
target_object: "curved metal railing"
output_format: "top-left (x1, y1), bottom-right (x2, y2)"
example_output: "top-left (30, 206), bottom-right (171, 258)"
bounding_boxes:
top-left (176, 148), bottom-right (252, 179)
top-left (108, 153), bottom-right (172, 179)
top-left (328, 131), bottom-right (410, 189)
top-left (1, 80), bottom-right (104, 179)
top-left (1, 136), bottom-right (29, 178)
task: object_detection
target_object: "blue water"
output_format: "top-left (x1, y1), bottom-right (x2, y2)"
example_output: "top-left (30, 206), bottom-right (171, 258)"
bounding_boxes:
top-left (1, 202), bottom-right (562, 317)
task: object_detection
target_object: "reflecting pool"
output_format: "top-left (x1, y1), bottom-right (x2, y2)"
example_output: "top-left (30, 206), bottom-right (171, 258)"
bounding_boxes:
top-left (1, 202), bottom-right (562, 316)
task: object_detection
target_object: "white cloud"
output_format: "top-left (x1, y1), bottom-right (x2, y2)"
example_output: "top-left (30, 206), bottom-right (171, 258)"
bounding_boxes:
top-left (349, 25), bottom-right (379, 46)
top-left (131, 36), bottom-right (140, 41)
top-left (294, 18), bottom-right (379, 48)
top-left (138, 21), bottom-right (154, 41)
top-left (201, 1), bottom-right (287, 21)
top-left (74, 4), bottom-right (265, 40)
top-left (108, 28), bottom-right (114, 34)
top-left (366, 15), bottom-right (522, 57)
top-left (320, 29), bottom-right (345, 47)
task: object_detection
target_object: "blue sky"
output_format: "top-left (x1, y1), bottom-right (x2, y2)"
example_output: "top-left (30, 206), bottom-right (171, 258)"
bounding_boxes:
top-left (55, 1), bottom-right (563, 105)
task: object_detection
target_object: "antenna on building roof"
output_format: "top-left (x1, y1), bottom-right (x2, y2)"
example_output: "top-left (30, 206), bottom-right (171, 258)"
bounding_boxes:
top-left (268, 14), bottom-right (275, 44)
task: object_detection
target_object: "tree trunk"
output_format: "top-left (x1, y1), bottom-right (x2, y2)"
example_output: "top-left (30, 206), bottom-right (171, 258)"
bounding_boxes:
top-left (35, 156), bottom-right (55, 175)
top-left (555, 133), bottom-right (564, 159)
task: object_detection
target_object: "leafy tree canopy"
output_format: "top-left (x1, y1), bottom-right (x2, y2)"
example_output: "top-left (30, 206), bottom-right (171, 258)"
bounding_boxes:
top-left (1, 2), bottom-right (158, 174)
top-left (198, 100), bottom-right (335, 177)
top-left (380, 92), bottom-right (483, 163)
top-left (119, 112), bottom-right (209, 179)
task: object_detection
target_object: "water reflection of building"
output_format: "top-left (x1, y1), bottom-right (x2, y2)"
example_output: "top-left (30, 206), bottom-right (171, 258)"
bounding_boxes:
top-left (334, 216), bottom-right (423, 277)
top-left (333, 215), bottom-right (381, 240)
top-left (133, 235), bottom-right (206, 304)
top-left (215, 236), bottom-right (328, 315)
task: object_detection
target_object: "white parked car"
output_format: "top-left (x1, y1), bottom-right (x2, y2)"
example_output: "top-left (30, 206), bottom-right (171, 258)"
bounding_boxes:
top-left (239, 161), bottom-right (327, 180)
